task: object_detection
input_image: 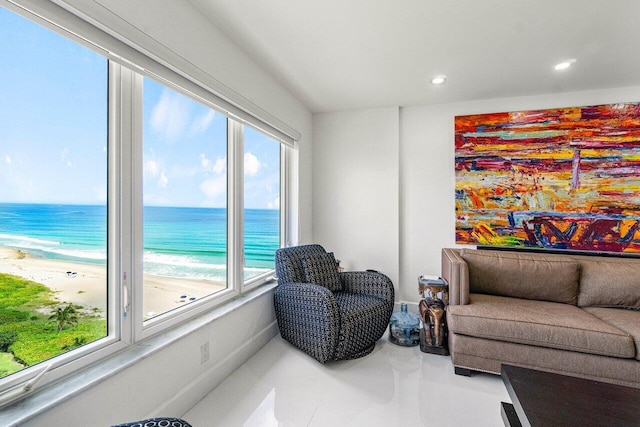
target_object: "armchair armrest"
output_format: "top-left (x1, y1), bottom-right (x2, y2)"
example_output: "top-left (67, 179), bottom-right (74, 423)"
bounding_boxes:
top-left (340, 271), bottom-right (395, 304)
top-left (441, 248), bottom-right (470, 305)
top-left (273, 282), bottom-right (340, 363)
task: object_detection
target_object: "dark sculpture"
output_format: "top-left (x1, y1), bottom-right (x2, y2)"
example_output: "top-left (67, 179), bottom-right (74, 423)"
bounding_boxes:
top-left (418, 278), bottom-right (449, 355)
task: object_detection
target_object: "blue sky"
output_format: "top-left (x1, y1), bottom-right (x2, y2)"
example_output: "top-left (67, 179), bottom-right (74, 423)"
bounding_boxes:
top-left (0, 6), bottom-right (279, 209)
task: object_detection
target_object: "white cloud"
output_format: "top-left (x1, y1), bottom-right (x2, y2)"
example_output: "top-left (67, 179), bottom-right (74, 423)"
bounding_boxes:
top-left (267, 196), bottom-right (280, 210)
top-left (170, 164), bottom-right (199, 179)
top-left (151, 89), bottom-right (191, 142)
top-left (190, 110), bottom-right (215, 135)
top-left (199, 153), bottom-right (210, 169)
top-left (159, 170), bottom-right (169, 189)
top-left (60, 149), bottom-right (74, 167)
top-left (244, 152), bottom-right (262, 176)
top-left (199, 174), bottom-right (226, 199)
top-left (213, 157), bottom-right (226, 174)
top-left (145, 159), bottom-right (159, 177)
top-left (95, 184), bottom-right (107, 203)
top-left (5, 156), bottom-right (11, 165)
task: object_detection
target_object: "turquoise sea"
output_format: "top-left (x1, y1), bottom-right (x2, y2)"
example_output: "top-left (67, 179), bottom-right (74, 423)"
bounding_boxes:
top-left (0, 203), bottom-right (279, 282)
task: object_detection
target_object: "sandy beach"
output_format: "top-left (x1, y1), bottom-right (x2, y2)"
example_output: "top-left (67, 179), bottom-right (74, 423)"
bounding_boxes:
top-left (0, 247), bottom-right (226, 317)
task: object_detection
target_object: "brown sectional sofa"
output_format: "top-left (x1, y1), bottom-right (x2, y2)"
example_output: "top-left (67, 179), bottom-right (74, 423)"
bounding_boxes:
top-left (442, 248), bottom-right (640, 388)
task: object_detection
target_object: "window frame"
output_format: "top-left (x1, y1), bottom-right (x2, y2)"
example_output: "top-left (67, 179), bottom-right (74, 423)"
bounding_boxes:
top-left (0, 25), bottom-right (125, 396)
top-left (0, 0), bottom-right (296, 402)
top-left (241, 130), bottom-right (286, 293)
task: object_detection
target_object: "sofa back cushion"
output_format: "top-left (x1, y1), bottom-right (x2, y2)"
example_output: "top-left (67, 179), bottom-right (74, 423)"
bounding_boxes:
top-left (460, 250), bottom-right (580, 305)
top-left (578, 261), bottom-right (640, 309)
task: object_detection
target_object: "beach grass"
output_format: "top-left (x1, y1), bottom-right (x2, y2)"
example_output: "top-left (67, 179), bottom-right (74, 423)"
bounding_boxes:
top-left (9, 316), bottom-right (106, 366)
top-left (0, 352), bottom-right (23, 377)
top-left (0, 273), bottom-right (54, 311)
top-left (0, 272), bottom-right (106, 373)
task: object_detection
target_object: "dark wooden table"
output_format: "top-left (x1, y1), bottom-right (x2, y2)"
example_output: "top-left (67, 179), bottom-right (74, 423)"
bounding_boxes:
top-left (501, 364), bottom-right (640, 427)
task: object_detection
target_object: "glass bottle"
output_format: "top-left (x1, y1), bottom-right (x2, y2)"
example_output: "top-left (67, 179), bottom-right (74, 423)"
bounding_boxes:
top-left (389, 303), bottom-right (420, 346)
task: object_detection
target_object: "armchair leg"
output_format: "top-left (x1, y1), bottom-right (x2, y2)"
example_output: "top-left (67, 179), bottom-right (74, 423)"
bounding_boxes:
top-left (454, 367), bottom-right (472, 377)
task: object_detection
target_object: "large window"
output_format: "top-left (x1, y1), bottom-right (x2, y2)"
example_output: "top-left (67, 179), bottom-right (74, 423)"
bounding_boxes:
top-left (142, 78), bottom-right (228, 320)
top-left (243, 127), bottom-right (281, 282)
top-left (0, 2), bottom-right (293, 401)
top-left (0, 7), bottom-right (108, 380)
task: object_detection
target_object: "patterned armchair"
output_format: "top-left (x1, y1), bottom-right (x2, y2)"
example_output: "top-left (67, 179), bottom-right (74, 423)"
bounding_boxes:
top-left (274, 244), bottom-right (395, 363)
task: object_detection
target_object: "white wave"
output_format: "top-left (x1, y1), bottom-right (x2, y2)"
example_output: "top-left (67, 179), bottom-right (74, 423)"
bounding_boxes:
top-left (0, 233), bottom-right (61, 246)
top-left (45, 247), bottom-right (107, 261)
top-left (2, 239), bottom-right (106, 262)
top-left (144, 264), bottom-right (227, 282)
top-left (143, 252), bottom-right (226, 270)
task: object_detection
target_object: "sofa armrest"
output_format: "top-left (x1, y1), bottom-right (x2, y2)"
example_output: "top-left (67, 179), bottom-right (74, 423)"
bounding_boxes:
top-left (441, 248), bottom-right (469, 305)
top-left (340, 271), bottom-right (395, 305)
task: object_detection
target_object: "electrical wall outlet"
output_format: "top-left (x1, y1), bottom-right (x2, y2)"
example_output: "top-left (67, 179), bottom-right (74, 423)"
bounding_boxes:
top-left (200, 341), bottom-right (209, 364)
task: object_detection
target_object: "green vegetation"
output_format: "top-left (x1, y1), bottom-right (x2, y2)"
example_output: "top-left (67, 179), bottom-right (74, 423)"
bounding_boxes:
top-left (9, 318), bottom-right (105, 366)
top-left (0, 330), bottom-right (18, 352)
top-left (0, 352), bottom-right (23, 377)
top-left (0, 273), bottom-right (106, 377)
top-left (0, 273), bottom-right (53, 309)
top-left (49, 304), bottom-right (79, 332)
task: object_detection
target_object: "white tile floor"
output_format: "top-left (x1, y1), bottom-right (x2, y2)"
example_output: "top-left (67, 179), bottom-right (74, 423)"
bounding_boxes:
top-left (183, 333), bottom-right (511, 426)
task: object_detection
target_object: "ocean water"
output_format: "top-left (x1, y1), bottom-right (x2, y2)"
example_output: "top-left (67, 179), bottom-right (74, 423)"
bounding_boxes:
top-left (0, 203), bottom-right (279, 282)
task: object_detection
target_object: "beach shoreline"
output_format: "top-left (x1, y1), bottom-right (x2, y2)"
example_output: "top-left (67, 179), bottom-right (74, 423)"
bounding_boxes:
top-left (0, 247), bottom-right (226, 317)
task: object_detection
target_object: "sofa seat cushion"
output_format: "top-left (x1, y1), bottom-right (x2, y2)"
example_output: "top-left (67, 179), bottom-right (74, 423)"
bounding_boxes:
top-left (460, 250), bottom-right (580, 305)
top-left (583, 307), bottom-right (640, 361)
top-left (447, 294), bottom-right (635, 358)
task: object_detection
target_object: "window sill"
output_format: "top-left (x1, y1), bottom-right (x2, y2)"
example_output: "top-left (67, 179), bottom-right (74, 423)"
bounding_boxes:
top-left (0, 282), bottom-right (277, 427)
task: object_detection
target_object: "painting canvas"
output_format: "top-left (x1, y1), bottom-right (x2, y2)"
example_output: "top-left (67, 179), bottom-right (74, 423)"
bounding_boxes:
top-left (455, 102), bottom-right (640, 253)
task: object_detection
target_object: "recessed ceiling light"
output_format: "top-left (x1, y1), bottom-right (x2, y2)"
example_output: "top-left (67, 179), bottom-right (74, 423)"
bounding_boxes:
top-left (554, 59), bottom-right (577, 71)
top-left (431, 75), bottom-right (447, 85)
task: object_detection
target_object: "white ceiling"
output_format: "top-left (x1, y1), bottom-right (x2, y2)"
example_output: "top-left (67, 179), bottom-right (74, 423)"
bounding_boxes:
top-left (191, 0), bottom-right (640, 113)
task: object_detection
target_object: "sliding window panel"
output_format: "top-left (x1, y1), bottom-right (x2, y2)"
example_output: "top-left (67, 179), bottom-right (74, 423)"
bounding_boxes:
top-left (142, 77), bottom-right (228, 321)
top-left (0, 6), bottom-right (108, 381)
top-left (243, 126), bottom-right (281, 284)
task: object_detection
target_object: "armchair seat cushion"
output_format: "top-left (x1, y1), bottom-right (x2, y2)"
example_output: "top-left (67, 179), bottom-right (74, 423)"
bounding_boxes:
top-left (447, 293), bottom-right (635, 358)
top-left (334, 293), bottom-right (390, 359)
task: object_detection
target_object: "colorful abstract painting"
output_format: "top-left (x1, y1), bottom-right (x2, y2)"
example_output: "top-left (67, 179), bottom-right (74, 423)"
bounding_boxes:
top-left (455, 102), bottom-right (640, 253)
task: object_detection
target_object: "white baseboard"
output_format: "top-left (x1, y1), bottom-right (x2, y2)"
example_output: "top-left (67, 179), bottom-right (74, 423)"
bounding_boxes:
top-left (149, 320), bottom-right (279, 418)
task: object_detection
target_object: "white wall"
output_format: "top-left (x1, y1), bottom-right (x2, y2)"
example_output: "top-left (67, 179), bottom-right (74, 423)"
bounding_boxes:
top-left (313, 86), bottom-right (640, 303)
top-left (313, 108), bottom-right (400, 287)
top-left (11, 1), bottom-right (313, 425)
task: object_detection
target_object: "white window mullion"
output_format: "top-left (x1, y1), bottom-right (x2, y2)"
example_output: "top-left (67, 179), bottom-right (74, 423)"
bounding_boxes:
top-left (108, 61), bottom-right (128, 344)
top-left (127, 71), bottom-right (144, 340)
top-left (281, 145), bottom-right (289, 248)
top-left (228, 119), bottom-right (245, 291)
